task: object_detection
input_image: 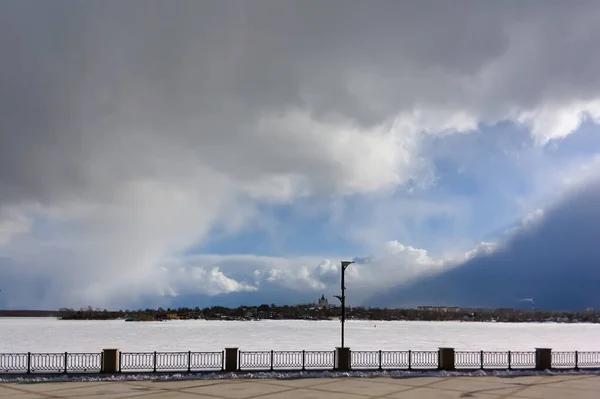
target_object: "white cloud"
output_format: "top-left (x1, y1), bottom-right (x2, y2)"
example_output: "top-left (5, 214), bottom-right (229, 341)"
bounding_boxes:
top-left (139, 241), bottom-right (500, 307)
top-left (517, 101), bottom-right (600, 145)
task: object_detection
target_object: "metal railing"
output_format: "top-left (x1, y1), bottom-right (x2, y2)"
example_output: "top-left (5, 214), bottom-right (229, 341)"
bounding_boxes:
top-left (238, 350), bottom-right (334, 370)
top-left (348, 350), bottom-right (437, 370)
top-left (119, 351), bottom-right (223, 372)
top-left (0, 349), bottom-right (598, 374)
top-left (0, 352), bottom-right (102, 374)
top-left (455, 351), bottom-right (536, 369)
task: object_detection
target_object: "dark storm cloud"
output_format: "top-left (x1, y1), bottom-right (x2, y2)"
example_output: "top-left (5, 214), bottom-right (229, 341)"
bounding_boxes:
top-left (1, 1), bottom-right (600, 308)
top-left (367, 180), bottom-right (600, 311)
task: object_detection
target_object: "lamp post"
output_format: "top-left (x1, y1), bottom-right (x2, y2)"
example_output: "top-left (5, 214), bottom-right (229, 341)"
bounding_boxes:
top-left (334, 261), bottom-right (354, 348)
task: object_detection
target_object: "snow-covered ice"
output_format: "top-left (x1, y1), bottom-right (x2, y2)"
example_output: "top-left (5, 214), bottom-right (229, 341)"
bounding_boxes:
top-left (1, 318), bottom-right (598, 353)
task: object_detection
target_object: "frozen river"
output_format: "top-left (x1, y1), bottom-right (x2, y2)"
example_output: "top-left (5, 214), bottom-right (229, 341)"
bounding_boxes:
top-left (0, 318), bottom-right (597, 353)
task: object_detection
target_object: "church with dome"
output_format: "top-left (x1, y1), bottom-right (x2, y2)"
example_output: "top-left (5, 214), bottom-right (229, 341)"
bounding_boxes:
top-left (317, 294), bottom-right (329, 309)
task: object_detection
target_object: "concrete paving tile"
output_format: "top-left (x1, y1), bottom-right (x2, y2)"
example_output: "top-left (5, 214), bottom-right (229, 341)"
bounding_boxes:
top-left (428, 377), bottom-right (520, 392)
top-left (379, 376), bottom-right (445, 386)
top-left (10, 381), bottom-right (113, 392)
top-left (125, 391), bottom-right (212, 399)
top-left (43, 382), bottom-right (163, 398)
top-left (541, 376), bottom-right (600, 391)
top-left (250, 388), bottom-right (366, 399)
top-left (472, 376), bottom-right (545, 384)
top-left (312, 378), bottom-right (408, 396)
top-left (384, 386), bottom-right (501, 398)
top-left (0, 386), bottom-right (21, 397)
top-left (253, 378), bottom-right (343, 388)
top-left (126, 379), bottom-right (240, 389)
top-left (182, 381), bottom-right (292, 398)
top-left (0, 384), bottom-right (64, 397)
top-left (511, 385), bottom-right (598, 399)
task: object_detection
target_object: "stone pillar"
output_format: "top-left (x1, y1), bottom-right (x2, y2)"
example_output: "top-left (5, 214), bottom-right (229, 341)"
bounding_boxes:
top-left (101, 349), bottom-right (120, 373)
top-left (535, 348), bottom-right (552, 371)
top-left (335, 347), bottom-right (351, 371)
top-left (224, 348), bottom-right (239, 372)
top-left (438, 347), bottom-right (455, 371)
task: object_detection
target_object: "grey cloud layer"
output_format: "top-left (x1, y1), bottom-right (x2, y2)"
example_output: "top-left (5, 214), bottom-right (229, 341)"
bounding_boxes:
top-left (1, 1), bottom-right (600, 308)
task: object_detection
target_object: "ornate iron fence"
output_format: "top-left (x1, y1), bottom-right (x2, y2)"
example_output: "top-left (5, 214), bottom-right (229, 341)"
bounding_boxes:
top-left (411, 350), bottom-right (439, 369)
top-left (350, 350), bottom-right (438, 370)
top-left (120, 352), bottom-right (154, 372)
top-left (578, 352), bottom-right (600, 368)
top-left (272, 351), bottom-right (303, 369)
top-left (239, 351), bottom-right (272, 370)
top-left (66, 353), bottom-right (102, 373)
top-left (120, 351), bottom-right (223, 372)
top-left (510, 351), bottom-right (536, 369)
top-left (482, 351), bottom-right (509, 369)
top-left (351, 350), bottom-right (380, 369)
top-left (381, 350), bottom-right (410, 369)
top-left (0, 352), bottom-right (102, 374)
top-left (455, 351), bottom-right (481, 369)
top-left (455, 350), bottom-right (535, 369)
top-left (0, 353), bottom-right (28, 373)
top-left (305, 350), bottom-right (334, 369)
top-left (190, 351), bottom-right (223, 370)
top-left (238, 350), bottom-right (334, 370)
top-left (0, 349), bottom-right (597, 374)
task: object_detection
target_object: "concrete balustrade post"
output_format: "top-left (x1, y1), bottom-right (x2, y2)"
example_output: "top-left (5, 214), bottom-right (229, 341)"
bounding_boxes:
top-left (224, 348), bottom-right (239, 372)
top-left (335, 347), bottom-right (351, 371)
top-left (101, 349), bottom-right (120, 373)
top-left (535, 348), bottom-right (552, 371)
top-left (438, 347), bottom-right (455, 371)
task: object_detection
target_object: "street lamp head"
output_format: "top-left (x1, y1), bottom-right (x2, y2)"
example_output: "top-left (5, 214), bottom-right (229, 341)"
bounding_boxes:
top-left (341, 261), bottom-right (354, 270)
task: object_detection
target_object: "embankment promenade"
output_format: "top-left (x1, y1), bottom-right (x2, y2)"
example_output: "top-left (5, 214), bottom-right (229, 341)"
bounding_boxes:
top-left (1, 347), bottom-right (599, 375)
top-left (1, 375), bottom-right (600, 399)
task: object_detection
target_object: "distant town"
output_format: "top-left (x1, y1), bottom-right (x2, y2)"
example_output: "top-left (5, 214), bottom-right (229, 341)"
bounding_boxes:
top-left (1, 295), bottom-right (598, 323)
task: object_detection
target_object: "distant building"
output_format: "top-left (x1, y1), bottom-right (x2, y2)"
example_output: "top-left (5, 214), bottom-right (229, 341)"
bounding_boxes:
top-left (317, 294), bottom-right (329, 308)
top-left (417, 306), bottom-right (460, 313)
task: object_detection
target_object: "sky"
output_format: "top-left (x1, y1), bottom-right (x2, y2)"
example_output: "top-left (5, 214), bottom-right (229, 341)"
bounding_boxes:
top-left (1, 1), bottom-right (600, 310)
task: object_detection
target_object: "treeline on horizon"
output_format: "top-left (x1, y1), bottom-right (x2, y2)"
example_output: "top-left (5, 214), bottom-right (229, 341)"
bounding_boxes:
top-left (48, 304), bottom-right (600, 323)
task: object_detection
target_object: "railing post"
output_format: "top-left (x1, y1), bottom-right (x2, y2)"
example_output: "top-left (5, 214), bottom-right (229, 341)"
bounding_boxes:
top-left (508, 351), bottom-right (511, 370)
top-left (438, 348), bottom-right (455, 371)
top-left (101, 349), bottom-right (120, 374)
top-left (221, 351), bottom-right (225, 371)
top-left (224, 348), bottom-right (238, 372)
top-left (153, 351), bottom-right (157, 373)
top-left (64, 352), bottom-right (68, 374)
top-left (118, 352), bottom-right (122, 373)
top-left (270, 350), bottom-right (274, 371)
top-left (378, 350), bottom-right (382, 370)
top-left (480, 350), bottom-right (484, 369)
top-left (187, 351), bottom-right (191, 372)
top-left (335, 347), bottom-right (351, 371)
top-left (408, 350), bottom-right (412, 370)
top-left (27, 352), bottom-right (31, 374)
top-left (302, 350), bottom-right (305, 371)
top-left (575, 351), bottom-right (579, 370)
top-left (535, 348), bottom-right (552, 371)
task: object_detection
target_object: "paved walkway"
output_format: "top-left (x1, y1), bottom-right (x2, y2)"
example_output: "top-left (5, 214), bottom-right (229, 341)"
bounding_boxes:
top-left (0, 375), bottom-right (598, 398)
